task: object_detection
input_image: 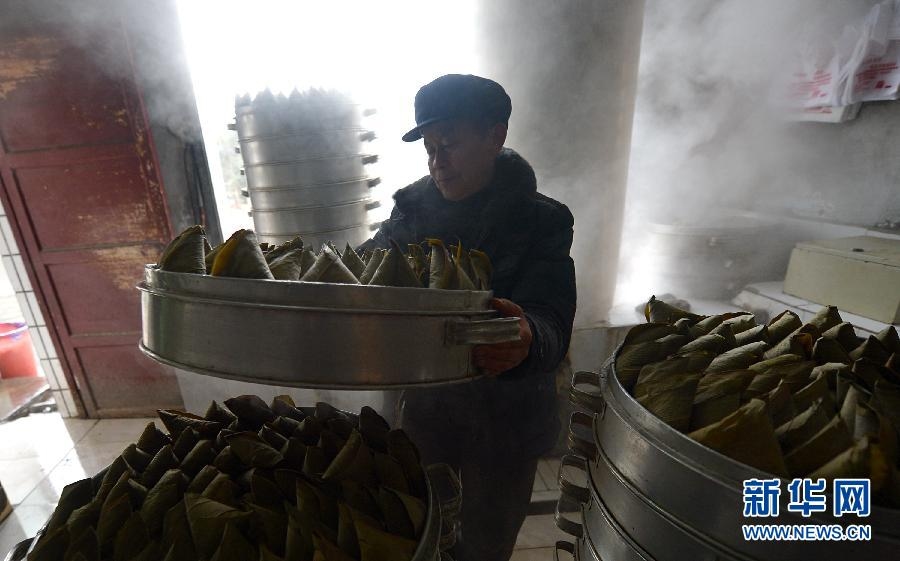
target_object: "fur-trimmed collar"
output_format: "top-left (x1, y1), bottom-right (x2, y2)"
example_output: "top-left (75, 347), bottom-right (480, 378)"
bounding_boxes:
top-left (392, 147), bottom-right (537, 213)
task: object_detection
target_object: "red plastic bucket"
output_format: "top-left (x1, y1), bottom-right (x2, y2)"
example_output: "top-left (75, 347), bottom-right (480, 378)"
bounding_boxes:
top-left (0, 322), bottom-right (39, 379)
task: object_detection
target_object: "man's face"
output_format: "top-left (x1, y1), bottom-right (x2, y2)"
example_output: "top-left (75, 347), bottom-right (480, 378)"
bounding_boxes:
top-left (421, 120), bottom-right (506, 201)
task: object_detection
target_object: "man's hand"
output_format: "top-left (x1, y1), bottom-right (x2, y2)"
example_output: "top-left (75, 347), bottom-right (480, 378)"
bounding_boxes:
top-left (473, 298), bottom-right (533, 376)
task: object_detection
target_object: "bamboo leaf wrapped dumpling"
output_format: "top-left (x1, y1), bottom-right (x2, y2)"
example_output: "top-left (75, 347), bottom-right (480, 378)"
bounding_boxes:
top-left (368, 244), bottom-right (421, 288)
top-left (733, 325), bottom-right (769, 347)
top-left (225, 432), bottom-right (284, 468)
top-left (209, 522), bottom-right (258, 561)
top-left (634, 366), bottom-right (703, 431)
top-left (268, 249), bottom-right (304, 281)
top-left (643, 295), bottom-right (704, 324)
top-left (615, 333), bottom-right (688, 391)
top-left (323, 430), bottom-right (376, 485)
top-left (136, 422), bottom-right (171, 456)
top-left (691, 370), bottom-right (756, 430)
top-left (341, 243), bottom-right (367, 279)
top-left (808, 305), bottom-right (843, 333)
top-left (358, 249), bottom-right (386, 285)
top-left (64, 525), bottom-right (100, 561)
top-left (809, 436), bottom-right (891, 494)
top-left (407, 244), bottom-right (427, 282)
top-left (705, 341), bottom-right (769, 374)
top-left (679, 333), bottom-right (727, 355)
top-left (426, 239), bottom-right (457, 289)
top-left (764, 383), bottom-right (797, 427)
top-left (113, 511), bottom-right (150, 561)
top-left (44, 478), bottom-right (94, 533)
top-left (763, 324), bottom-right (818, 360)
top-left (354, 515), bottom-right (417, 561)
top-left (452, 243), bottom-right (476, 290)
top-left (812, 336), bottom-right (852, 365)
top-left (265, 236), bottom-right (304, 263)
top-left (875, 326), bottom-right (900, 354)
top-left (776, 399), bottom-right (832, 452)
top-left (822, 322), bottom-right (862, 353)
top-left (158, 225), bottom-right (207, 275)
top-left (688, 399), bottom-right (789, 477)
top-left (766, 310), bottom-right (802, 345)
top-left (784, 416), bottom-right (854, 477)
top-left (312, 530), bottom-right (356, 561)
top-left (184, 494), bottom-right (252, 560)
top-left (140, 469), bottom-right (188, 536)
top-left (849, 336), bottom-right (891, 364)
top-left (300, 246), bottom-right (360, 284)
top-left (210, 229), bottom-right (274, 279)
top-left (469, 249), bottom-right (492, 290)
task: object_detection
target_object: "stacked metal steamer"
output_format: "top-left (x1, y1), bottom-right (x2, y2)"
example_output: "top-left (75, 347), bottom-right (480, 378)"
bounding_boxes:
top-left (233, 89), bottom-right (380, 249)
top-left (553, 325), bottom-right (900, 561)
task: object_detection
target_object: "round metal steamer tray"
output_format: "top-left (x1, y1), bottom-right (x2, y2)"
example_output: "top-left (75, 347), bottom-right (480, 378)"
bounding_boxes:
top-left (138, 266), bottom-right (521, 389)
top-left (556, 347), bottom-right (900, 561)
top-left (4, 465), bottom-right (452, 561)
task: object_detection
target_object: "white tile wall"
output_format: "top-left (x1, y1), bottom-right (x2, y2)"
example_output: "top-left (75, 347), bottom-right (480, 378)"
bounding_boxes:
top-left (29, 326), bottom-right (46, 359)
top-left (0, 207), bottom-right (77, 417)
top-left (15, 292), bottom-right (33, 325)
top-left (25, 292), bottom-right (43, 326)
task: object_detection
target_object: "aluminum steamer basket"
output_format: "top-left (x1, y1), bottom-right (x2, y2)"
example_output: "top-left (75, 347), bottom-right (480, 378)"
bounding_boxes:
top-left (138, 266), bottom-right (521, 389)
top-left (554, 352), bottom-right (900, 561)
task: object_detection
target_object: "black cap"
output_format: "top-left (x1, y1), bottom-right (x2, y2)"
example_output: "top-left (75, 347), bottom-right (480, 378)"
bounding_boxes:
top-left (402, 74), bottom-right (512, 142)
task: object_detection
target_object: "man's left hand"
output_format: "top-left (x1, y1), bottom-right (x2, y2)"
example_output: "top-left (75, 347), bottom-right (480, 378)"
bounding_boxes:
top-left (473, 298), bottom-right (533, 376)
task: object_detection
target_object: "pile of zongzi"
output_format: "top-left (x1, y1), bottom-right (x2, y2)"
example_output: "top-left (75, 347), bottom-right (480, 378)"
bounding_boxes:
top-left (615, 296), bottom-right (900, 508)
top-left (157, 226), bottom-right (491, 290)
top-left (26, 397), bottom-right (429, 561)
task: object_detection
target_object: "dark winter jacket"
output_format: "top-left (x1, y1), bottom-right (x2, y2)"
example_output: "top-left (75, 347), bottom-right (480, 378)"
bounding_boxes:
top-left (359, 148), bottom-right (576, 456)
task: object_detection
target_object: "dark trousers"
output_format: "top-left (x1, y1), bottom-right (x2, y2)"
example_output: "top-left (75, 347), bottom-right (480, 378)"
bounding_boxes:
top-left (399, 391), bottom-right (539, 561)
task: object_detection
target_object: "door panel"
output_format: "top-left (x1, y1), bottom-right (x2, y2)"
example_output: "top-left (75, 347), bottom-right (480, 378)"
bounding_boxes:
top-left (14, 157), bottom-right (168, 250)
top-left (0, 6), bottom-right (183, 416)
top-left (74, 344), bottom-right (181, 415)
top-left (45, 246), bottom-right (160, 335)
top-left (0, 36), bottom-right (135, 152)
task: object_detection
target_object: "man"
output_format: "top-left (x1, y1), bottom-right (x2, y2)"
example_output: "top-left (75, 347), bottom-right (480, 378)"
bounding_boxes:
top-left (359, 74), bottom-right (576, 561)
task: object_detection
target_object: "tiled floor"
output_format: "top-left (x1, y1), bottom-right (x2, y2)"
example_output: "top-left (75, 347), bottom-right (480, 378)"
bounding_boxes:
top-left (0, 412), bottom-right (570, 559)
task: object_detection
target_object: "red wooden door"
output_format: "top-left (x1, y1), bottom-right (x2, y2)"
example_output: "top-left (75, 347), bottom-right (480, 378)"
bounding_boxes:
top-left (0, 14), bottom-right (183, 416)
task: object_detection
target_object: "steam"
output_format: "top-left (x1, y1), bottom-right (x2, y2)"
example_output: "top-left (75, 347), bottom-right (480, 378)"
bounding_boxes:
top-left (1, 0), bottom-right (204, 142)
top-left (616, 0), bottom-right (900, 306)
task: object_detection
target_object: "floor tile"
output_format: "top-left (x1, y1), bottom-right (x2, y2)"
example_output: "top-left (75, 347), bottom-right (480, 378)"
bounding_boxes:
top-left (537, 458), bottom-right (561, 491)
top-left (0, 502), bottom-right (54, 557)
top-left (510, 546), bottom-right (555, 560)
top-left (56, 441), bottom-right (129, 480)
top-left (533, 465), bottom-right (549, 492)
top-left (0, 413), bottom-right (94, 462)
top-left (79, 418), bottom-right (159, 445)
top-left (0, 458), bottom-right (60, 505)
top-left (531, 489), bottom-right (561, 504)
top-left (514, 514), bottom-right (569, 549)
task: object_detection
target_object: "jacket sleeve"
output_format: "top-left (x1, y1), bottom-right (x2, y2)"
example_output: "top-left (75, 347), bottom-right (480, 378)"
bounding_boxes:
top-left (506, 205), bottom-right (577, 376)
top-left (356, 205), bottom-right (400, 252)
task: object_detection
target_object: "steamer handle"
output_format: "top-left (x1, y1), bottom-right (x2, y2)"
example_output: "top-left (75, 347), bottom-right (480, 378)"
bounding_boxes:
top-left (446, 317), bottom-right (522, 346)
top-left (425, 462), bottom-right (462, 519)
top-left (555, 541), bottom-right (576, 561)
top-left (558, 454), bottom-right (590, 504)
top-left (569, 371), bottom-right (606, 414)
top-left (4, 539), bottom-right (33, 561)
top-left (568, 411), bottom-right (598, 459)
top-left (555, 494), bottom-right (583, 539)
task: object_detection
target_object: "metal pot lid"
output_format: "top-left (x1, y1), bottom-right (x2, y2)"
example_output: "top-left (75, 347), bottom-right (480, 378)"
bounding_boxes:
top-left (142, 266), bottom-right (494, 314)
